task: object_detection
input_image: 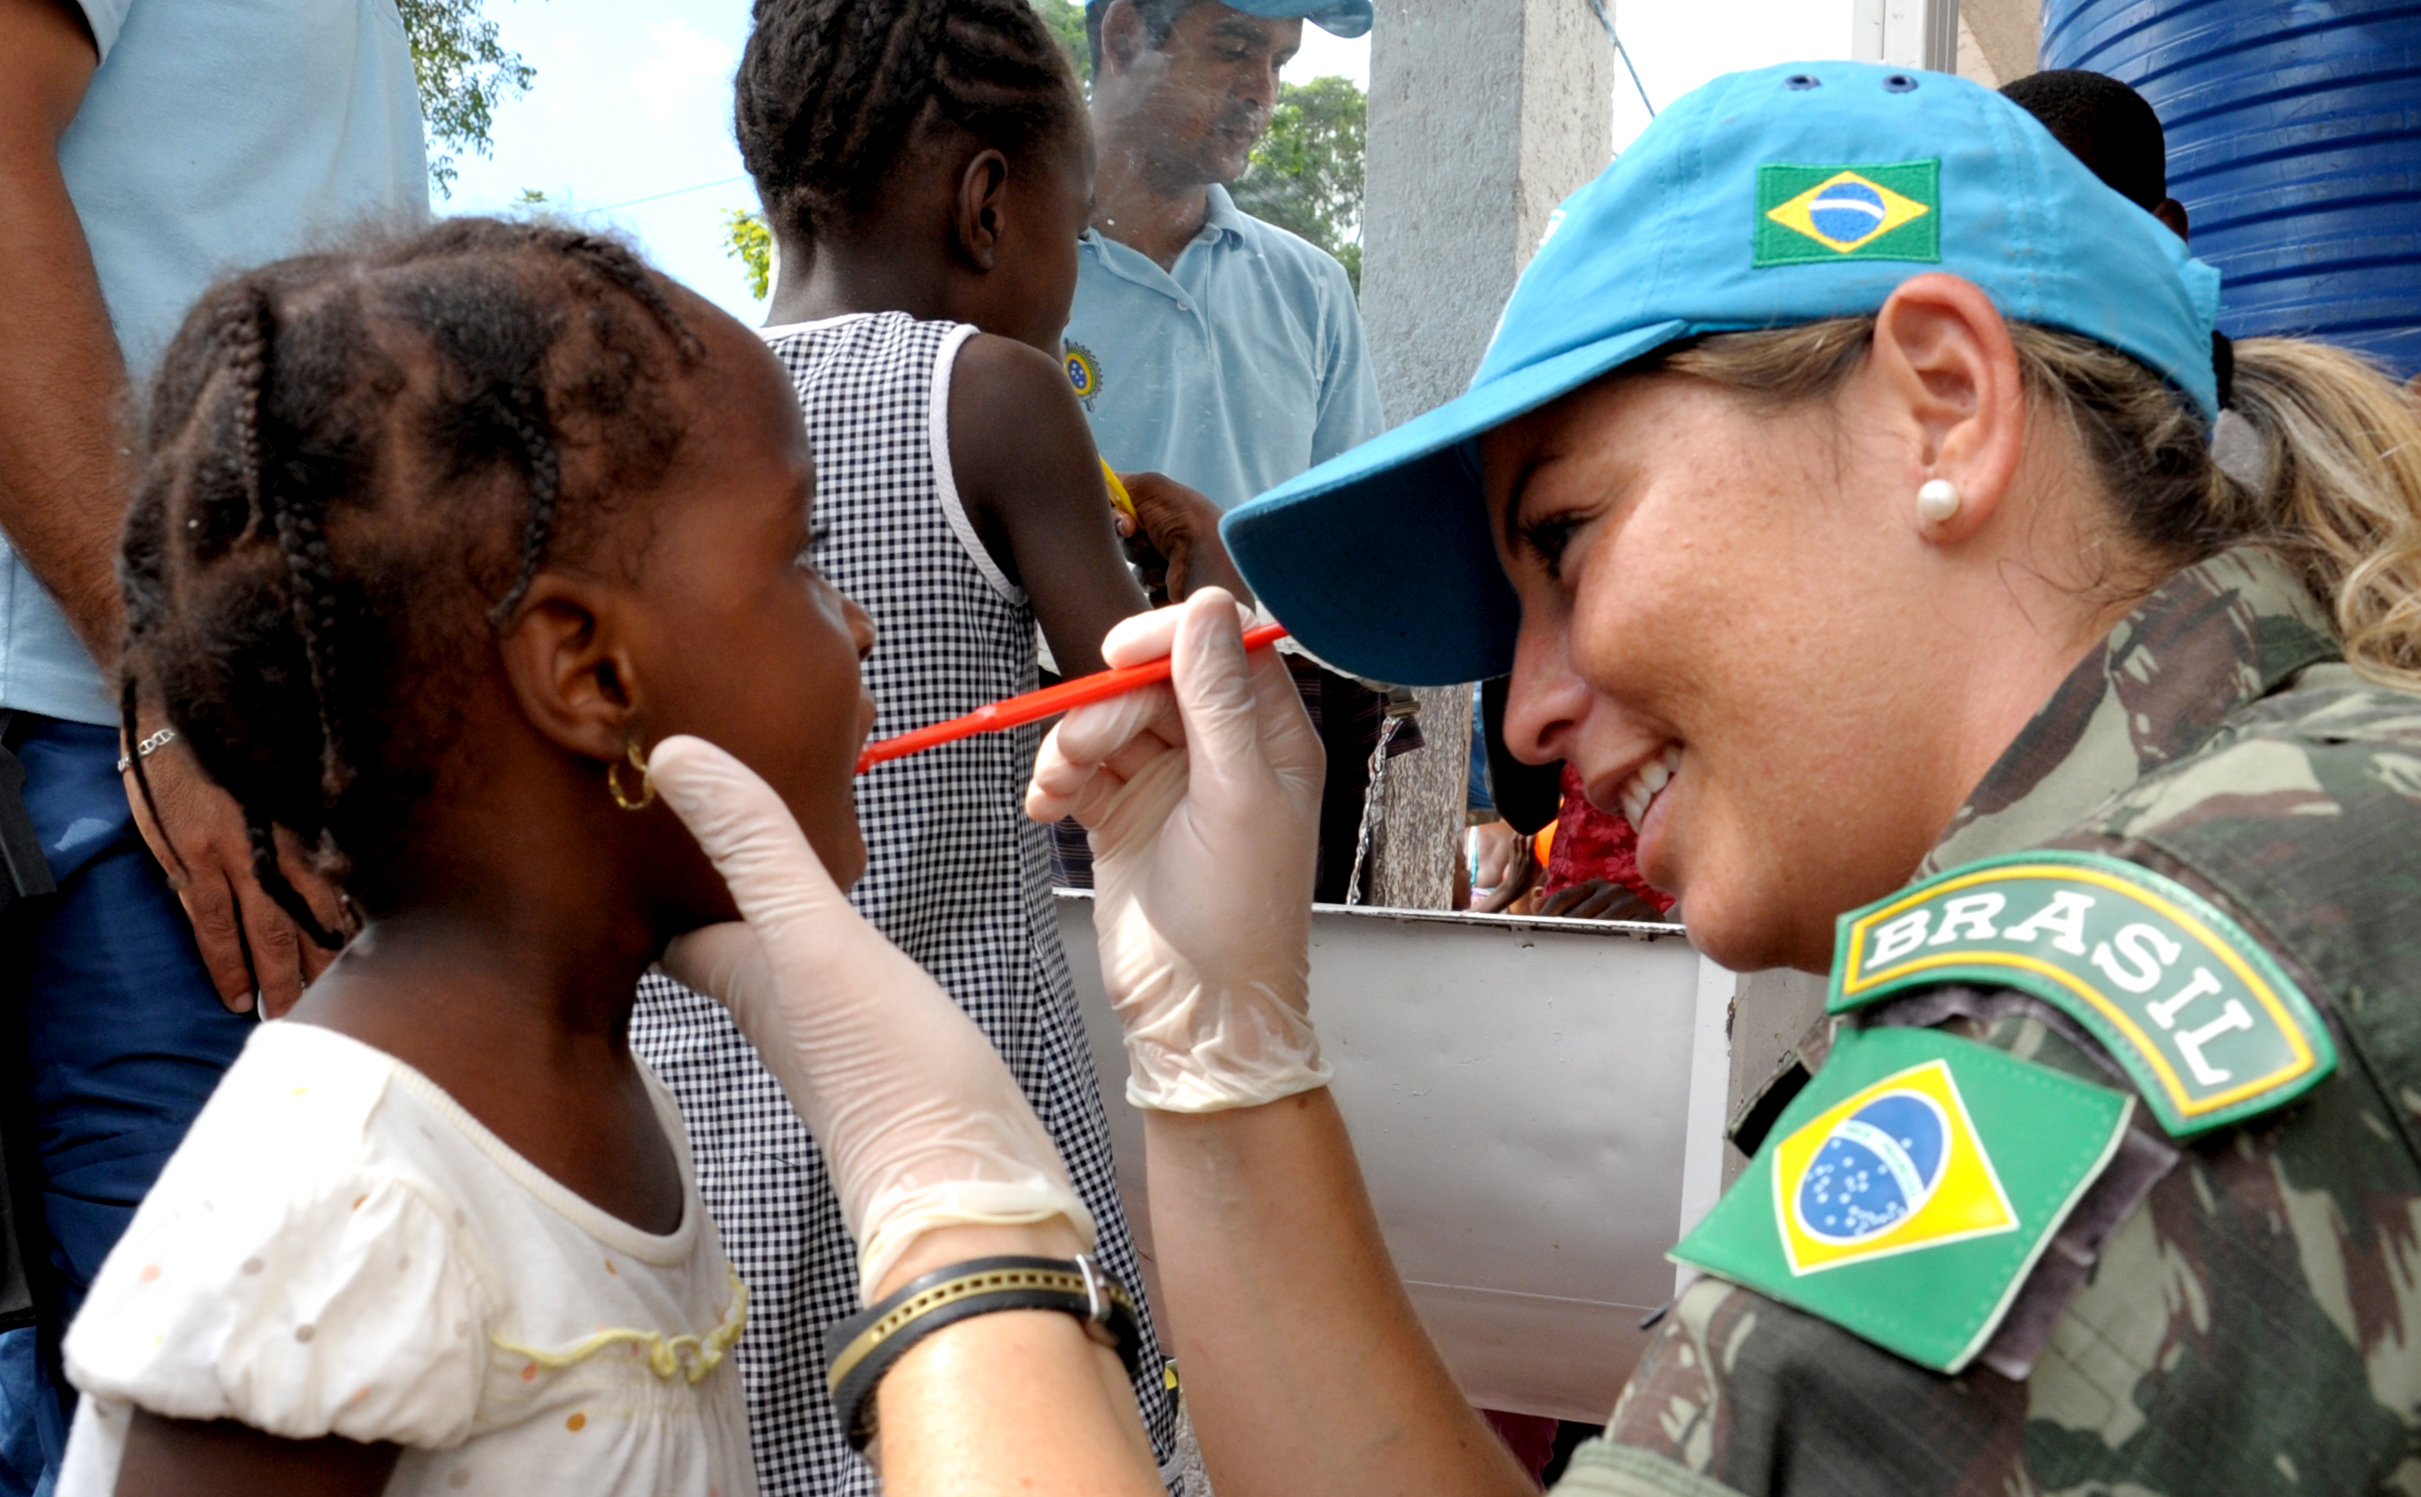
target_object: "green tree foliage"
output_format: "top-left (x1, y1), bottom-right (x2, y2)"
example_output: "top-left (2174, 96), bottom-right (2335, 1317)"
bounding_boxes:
top-left (724, 209), bottom-right (774, 300)
top-left (399, 0), bottom-right (537, 198)
top-left (1231, 75), bottom-right (1366, 291)
top-left (1031, 0), bottom-right (1092, 82)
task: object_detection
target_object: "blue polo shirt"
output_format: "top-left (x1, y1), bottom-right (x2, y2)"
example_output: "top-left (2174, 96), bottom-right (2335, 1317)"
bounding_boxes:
top-left (0, 0), bottom-right (426, 726)
top-left (1065, 184), bottom-right (1383, 512)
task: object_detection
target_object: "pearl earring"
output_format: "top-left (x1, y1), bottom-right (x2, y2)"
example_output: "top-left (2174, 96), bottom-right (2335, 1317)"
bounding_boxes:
top-left (1917, 478), bottom-right (1961, 524)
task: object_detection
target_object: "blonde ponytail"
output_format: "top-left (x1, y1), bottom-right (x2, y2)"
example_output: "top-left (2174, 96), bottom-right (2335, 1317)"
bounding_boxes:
top-left (1661, 317), bottom-right (2421, 691)
top-left (2222, 339), bottom-right (2421, 691)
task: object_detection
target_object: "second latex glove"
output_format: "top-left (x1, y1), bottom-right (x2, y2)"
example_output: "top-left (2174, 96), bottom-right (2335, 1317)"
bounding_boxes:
top-left (650, 735), bottom-right (1093, 1300)
top-left (1026, 589), bottom-right (1329, 1112)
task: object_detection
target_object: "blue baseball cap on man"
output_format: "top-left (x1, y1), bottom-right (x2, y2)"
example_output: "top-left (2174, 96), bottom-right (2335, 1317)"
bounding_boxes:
top-left (1085, 0), bottom-right (1373, 39)
top-left (1220, 62), bottom-right (2223, 686)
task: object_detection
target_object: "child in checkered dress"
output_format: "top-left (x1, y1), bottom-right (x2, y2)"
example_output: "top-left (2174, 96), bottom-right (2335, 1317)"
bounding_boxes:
top-left (630, 3), bottom-right (1244, 1492)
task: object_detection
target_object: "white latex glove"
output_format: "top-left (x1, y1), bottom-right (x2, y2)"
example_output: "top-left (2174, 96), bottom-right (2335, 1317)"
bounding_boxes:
top-left (1026, 588), bottom-right (1329, 1112)
top-left (651, 736), bottom-right (1094, 1300)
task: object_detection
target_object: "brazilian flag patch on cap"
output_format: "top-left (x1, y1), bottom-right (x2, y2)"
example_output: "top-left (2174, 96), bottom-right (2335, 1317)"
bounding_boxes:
top-left (1756, 161), bottom-right (1940, 266)
top-left (1673, 1023), bottom-right (2132, 1373)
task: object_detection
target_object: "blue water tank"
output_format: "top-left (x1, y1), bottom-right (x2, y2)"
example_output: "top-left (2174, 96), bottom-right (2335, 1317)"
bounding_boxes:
top-left (2040, 0), bottom-right (2421, 379)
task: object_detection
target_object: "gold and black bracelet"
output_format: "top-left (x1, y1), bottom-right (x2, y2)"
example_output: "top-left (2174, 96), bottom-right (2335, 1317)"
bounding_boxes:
top-left (822, 1254), bottom-right (1142, 1451)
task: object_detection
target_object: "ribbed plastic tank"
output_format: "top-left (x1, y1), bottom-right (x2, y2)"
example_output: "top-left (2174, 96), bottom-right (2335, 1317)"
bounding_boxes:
top-left (2040, 0), bottom-right (2421, 380)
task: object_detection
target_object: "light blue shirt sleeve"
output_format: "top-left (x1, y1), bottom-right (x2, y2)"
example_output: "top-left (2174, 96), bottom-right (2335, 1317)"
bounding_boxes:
top-left (0, 0), bottom-right (427, 725)
top-left (1311, 257), bottom-right (1384, 466)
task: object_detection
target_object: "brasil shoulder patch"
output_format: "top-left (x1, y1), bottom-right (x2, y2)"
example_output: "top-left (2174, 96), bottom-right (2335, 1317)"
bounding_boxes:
top-left (1828, 850), bottom-right (2335, 1138)
top-left (1755, 161), bottom-right (1939, 266)
top-left (1672, 1023), bottom-right (2131, 1374)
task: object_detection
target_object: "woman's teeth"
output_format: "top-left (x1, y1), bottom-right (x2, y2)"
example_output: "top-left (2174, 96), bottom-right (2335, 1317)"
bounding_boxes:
top-left (1618, 745), bottom-right (1684, 832)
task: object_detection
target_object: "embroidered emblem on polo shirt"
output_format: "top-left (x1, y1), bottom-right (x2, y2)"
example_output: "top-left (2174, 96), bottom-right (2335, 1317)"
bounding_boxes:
top-left (1064, 343), bottom-right (1102, 409)
top-left (1756, 161), bottom-right (1940, 265)
top-left (1827, 850), bottom-right (2336, 1136)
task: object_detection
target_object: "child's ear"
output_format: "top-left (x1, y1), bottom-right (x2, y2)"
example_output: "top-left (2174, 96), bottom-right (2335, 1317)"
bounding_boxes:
top-left (496, 575), bottom-right (641, 764)
top-left (952, 148), bottom-right (1013, 273)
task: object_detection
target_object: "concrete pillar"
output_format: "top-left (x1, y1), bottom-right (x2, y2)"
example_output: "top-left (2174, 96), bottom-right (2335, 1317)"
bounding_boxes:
top-left (1958, 0), bottom-right (2040, 83)
top-left (1357, 0), bottom-right (1611, 910)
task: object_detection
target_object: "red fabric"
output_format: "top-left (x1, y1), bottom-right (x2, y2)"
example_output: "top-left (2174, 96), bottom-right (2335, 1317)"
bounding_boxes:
top-left (1481, 1409), bottom-right (1558, 1488)
top-left (1539, 763), bottom-right (1675, 913)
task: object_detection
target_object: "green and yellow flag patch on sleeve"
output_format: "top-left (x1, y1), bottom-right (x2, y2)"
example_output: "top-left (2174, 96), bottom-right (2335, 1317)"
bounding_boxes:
top-left (1672, 1024), bottom-right (2132, 1374)
top-left (1827, 850), bottom-right (2335, 1137)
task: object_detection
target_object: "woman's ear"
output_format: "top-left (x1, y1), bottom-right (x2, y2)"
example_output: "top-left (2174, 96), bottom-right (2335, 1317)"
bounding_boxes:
top-left (495, 574), bottom-right (642, 765)
top-left (951, 149), bottom-right (1012, 273)
top-left (1868, 272), bottom-right (2026, 544)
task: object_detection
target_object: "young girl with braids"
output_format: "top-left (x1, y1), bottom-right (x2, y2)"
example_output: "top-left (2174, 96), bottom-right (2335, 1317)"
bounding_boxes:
top-left (631, 4), bottom-right (1227, 1489)
top-left (52, 218), bottom-right (886, 1496)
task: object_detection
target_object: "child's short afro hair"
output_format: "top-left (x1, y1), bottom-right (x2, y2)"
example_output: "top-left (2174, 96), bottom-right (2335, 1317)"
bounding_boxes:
top-left (2001, 69), bottom-right (2169, 213)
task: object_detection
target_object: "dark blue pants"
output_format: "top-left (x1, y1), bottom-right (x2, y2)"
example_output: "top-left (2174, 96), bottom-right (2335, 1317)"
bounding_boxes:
top-left (0, 716), bottom-right (249, 1497)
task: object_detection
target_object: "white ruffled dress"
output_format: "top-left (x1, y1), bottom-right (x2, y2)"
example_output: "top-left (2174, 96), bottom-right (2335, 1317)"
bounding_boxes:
top-left (56, 1021), bottom-right (755, 1496)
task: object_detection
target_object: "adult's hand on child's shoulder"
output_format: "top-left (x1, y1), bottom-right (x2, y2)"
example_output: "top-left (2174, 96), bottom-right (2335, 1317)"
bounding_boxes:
top-left (1116, 471), bottom-right (1254, 608)
top-left (126, 744), bottom-right (345, 1017)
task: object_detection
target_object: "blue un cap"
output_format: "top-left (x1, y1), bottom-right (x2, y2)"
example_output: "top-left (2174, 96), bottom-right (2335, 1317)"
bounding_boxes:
top-left (1222, 61), bottom-right (2223, 686)
top-left (1086, 0), bottom-right (1372, 40)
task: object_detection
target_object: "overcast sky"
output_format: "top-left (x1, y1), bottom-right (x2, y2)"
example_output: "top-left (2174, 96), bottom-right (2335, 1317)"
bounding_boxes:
top-left (444, 1), bottom-right (1858, 322)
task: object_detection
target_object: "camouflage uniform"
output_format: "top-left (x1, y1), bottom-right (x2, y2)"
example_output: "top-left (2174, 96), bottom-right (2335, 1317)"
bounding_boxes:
top-left (1557, 546), bottom-right (2421, 1496)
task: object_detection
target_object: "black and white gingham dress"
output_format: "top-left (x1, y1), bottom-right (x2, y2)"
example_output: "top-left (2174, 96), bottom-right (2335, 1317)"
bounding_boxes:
top-left (633, 313), bottom-right (1175, 1493)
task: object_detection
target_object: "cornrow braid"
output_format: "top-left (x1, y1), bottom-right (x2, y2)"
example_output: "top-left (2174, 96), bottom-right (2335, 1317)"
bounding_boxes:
top-left (117, 218), bottom-right (704, 931)
top-left (489, 393), bottom-right (562, 626)
top-left (218, 290), bottom-right (269, 537)
top-left (552, 228), bottom-right (708, 364)
top-left (231, 286), bottom-right (353, 805)
top-left (736, 0), bottom-right (1085, 251)
top-left (245, 810), bottom-right (340, 950)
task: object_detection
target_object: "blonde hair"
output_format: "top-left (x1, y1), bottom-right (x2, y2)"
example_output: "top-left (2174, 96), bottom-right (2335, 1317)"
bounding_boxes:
top-left (1658, 320), bottom-right (2421, 691)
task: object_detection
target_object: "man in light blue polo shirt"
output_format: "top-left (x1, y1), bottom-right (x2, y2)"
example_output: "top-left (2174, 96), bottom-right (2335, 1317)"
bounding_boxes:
top-left (1064, 0), bottom-right (1394, 903)
top-left (0, 1), bottom-right (423, 1488)
top-left (1068, 0), bottom-right (1382, 512)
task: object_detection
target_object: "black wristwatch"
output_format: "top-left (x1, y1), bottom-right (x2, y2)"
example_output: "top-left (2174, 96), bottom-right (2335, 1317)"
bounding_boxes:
top-left (822, 1253), bottom-right (1143, 1451)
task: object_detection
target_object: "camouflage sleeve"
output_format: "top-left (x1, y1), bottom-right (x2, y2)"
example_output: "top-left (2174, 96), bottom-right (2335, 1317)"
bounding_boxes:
top-left (1583, 672), bottom-right (2421, 1494)
top-left (2065, 684), bottom-right (2421, 1171)
top-left (1595, 999), bottom-right (2421, 1493)
top-left (1550, 1424), bottom-right (1750, 1496)
top-left (1591, 1274), bottom-right (2030, 1497)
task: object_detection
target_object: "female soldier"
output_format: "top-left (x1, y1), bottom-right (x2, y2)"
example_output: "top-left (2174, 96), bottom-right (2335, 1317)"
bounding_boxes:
top-left (650, 62), bottom-right (2421, 1496)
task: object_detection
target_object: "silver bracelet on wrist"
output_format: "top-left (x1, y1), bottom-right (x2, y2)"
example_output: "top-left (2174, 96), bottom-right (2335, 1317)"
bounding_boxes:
top-left (116, 727), bottom-right (179, 774)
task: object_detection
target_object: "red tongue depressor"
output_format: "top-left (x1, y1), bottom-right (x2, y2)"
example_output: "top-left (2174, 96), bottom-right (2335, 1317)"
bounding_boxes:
top-left (856, 622), bottom-right (1289, 774)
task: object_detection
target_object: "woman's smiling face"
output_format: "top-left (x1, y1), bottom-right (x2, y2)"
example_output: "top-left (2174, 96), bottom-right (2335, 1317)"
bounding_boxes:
top-left (1483, 362), bottom-right (1979, 974)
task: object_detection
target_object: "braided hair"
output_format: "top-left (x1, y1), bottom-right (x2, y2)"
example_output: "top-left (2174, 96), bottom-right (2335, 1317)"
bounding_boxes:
top-left (735, 0), bottom-right (1086, 251)
top-left (118, 218), bottom-right (704, 945)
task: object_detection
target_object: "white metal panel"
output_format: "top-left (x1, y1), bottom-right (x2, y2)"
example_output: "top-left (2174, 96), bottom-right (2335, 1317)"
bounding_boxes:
top-left (1677, 952), bottom-right (1740, 1296)
top-left (1058, 894), bottom-right (1733, 1423)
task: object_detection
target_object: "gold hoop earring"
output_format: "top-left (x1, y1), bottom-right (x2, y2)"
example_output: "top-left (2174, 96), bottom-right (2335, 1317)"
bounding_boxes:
top-left (608, 740), bottom-right (655, 811)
